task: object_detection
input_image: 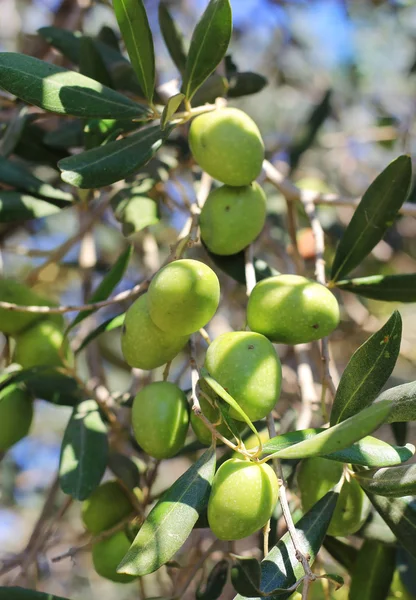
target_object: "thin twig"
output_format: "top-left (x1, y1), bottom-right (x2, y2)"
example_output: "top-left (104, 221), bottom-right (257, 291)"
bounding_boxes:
top-left (244, 245), bottom-right (257, 295)
top-left (294, 344), bottom-right (320, 430)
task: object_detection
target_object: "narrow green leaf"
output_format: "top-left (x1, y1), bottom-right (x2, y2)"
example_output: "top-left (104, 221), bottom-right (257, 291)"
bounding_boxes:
top-left (234, 492), bottom-right (338, 600)
top-left (0, 588), bottom-right (70, 600)
top-left (336, 274), bottom-right (416, 303)
top-left (192, 74), bottom-right (228, 106)
top-left (0, 53), bottom-right (149, 119)
top-left (0, 105), bottom-right (30, 157)
top-left (161, 93), bottom-right (185, 129)
top-left (397, 548), bottom-right (416, 598)
top-left (118, 447), bottom-right (216, 576)
top-left (9, 367), bottom-right (82, 407)
top-left (113, 0), bottom-right (155, 103)
top-left (323, 537), bottom-right (358, 572)
top-left (108, 452), bottom-right (141, 490)
top-left (182, 0), bottom-right (232, 101)
top-left (358, 509), bottom-right (397, 544)
top-left (0, 192), bottom-right (61, 222)
top-left (98, 26), bottom-right (121, 51)
top-left (43, 120), bottom-right (84, 150)
top-left (0, 156), bottom-right (72, 204)
top-left (68, 246), bottom-right (132, 331)
top-left (79, 36), bottom-right (113, 88)
top-left (205, 245), bottom-right (279, 285)
top-left (355, 465), bottom-right (416, 498)
top-left (38, 27), bottom-right (83, 63)
top-left (377, 381), bottom-right (416, 424)
top-left (349, 540), bottom-right (396, 600)
top-left (262, 430), bottom-right (414, 467)
top-left (197, 560), bottom-right (229, 600)
top-left (330, 311), bottom-right (402, 425)
top-left (264, 400), bottom-right (392, 461)
top-left (367, 494), bottom-right (416, 560)
top-left (112, 189), bottom-right (159, 236)
top-left (158, 2), bottom-right (187, 74)
top-left (201, 368), bottom-right (260, 444)
top-left (320, 574), bottom-right (344, 590)
top-left (227, 71), bottom-right (268, 98)
top-left (231, 556), bottom-right (262, 597)
top-left (330, 155), bottom-right (412, 281)
top-left (76, 313), bottom-right (125, 354)
top-left (59, 399), bottom-right (109, 500)
top-left (59, 124), bottom-right (168, 188)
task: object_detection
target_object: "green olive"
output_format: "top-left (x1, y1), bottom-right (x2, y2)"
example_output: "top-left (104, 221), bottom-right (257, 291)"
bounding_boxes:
top-left (204, 331), bottom-right (282, 422)
top-left (247, 275), bottom-right (340, 344)
top-left (207, 458), bottom-right (279, 540)
top-left (13, 320), bottom-right (73, 368)
top-left (81, 481), bottom-right (133, 535)
top-left (147, 259), bottom-right (220, 335)
top-left (92, 531), bottom-right (136, 583)
top-left (0, 385), bottom-right (33, 452)
top-left (297, 457), bottom-right (370, 537)
top-left (132, 381), bottom-right (189, 459)
top-left (200, 183), bottom-right (267, 256)
top-left (121, 294), bottom-right (189, 370)
top-left (189, 107), bottom-right (264, 186)
top-left (190, 394), bottom-right (245, 446)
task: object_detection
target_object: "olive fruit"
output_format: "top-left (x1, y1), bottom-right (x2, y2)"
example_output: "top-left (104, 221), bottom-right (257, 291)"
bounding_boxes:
top-left (190, 394), bottom-right (245, 446)
top-left (247, 274), bottom-right (340, 344)
top-left (297, 457), bottom-right (370, 537)
top-left (121, 294), bottom-right (188, 370)
top-left (200, 183), bottom-right (267, 256)
top-left (207, 458), bottom-right (279, 540)
top-left (0, 385), bottom-right (33, 452)
top-left (81, 481), bottom-right (133, 534)
top-left (189, 107), bottom-right (264, 186)
top-left (204, 331), bottom-right (282, 422)
top-left (0, 278), bottom-right (63, 335)
top-left (147, 259), bottom-right (220, 335)
top-left (132, 381), bottom-right (189, 459)
top-left (92, 531), bottom-right (136, 583)
top-left (13, 320), bottom-right (72, 368)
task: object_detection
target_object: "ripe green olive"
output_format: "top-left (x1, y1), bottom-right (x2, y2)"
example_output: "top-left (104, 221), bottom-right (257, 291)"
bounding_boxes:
top-left (189, 107), bottom-right (264, 186)
top-left (0, 385), bottom-right (33, 452)
top-left (92, 531), bottom-right (136, 583)
top-left (200, 183), bottom-right (267, 256)
top-left (0, 279), bottom-right (63, 335)
top-left (207, 458), bottom-right (279, 540)
top-left (147, 259), bottom-right (220, 336)
top-left (247, 274), bottom-right (340, 344)
top-left (81, 481), bottom-right (133, 535)
top-left (13, 320), bottom-right (73, 368)
top-left (204, 331), bottom-right (282, 422)
top-left (121, 294), bottom-right (189, 370)
top-left (132, 381), bottom-right (189, 459)
top-left (297, 457), bottom-right (370, 537)
top-left (190, 394), bottom-right (245, 446)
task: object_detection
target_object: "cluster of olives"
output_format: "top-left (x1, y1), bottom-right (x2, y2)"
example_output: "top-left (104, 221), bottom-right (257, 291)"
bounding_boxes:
top-left (0, 279), bottom-right (72, 453)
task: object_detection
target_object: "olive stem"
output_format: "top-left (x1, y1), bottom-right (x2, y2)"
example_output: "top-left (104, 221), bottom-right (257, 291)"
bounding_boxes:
top-left (245, 245), bottom-right (256, 295)
top-left (266, 413), bottom-right (315, 588)
top-left (263, 520), bottom-right (271, 556)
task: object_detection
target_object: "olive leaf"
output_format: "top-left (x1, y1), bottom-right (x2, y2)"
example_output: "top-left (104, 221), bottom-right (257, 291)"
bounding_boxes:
top-left (377, 381), bottom-right (416, 423)
top-left (330, 155), bottom-right (412, 282)
top-left (323, 537), bottom-right (358, 572)
top-left (348, 540), bottom-right (396, 600)
top-left (0, 53), bottom-right (149, 119)
top-left (367, 494), bottom-right (416, 560)
top-left (59, 399), bottom-right (109, 500)
top-left (117, 447), bottom-right (216, 576)
top-left (197, 560), bottom-right (229, 600)
top-left (76, 313), bottom-right (125, 354)
top-left (0, 192), bottom-right (62, 222)
top-left (0, 589), bottom-right (70, 600)
top-left (158, 2), bottom-right (187, 74)
top-left (330, 311), bottom-right (402, 425)
top-left (182, 0), bottom-right (232, 101)
top-left (79, 36), bottom-right (113, 88)
top-left (336, 274), bottom-right (416, 302)
top-left (113, 0), bottom-right (155, 103)
top-left (355, 464), bottom-right (416, 498)
top-left (161, 93), bottom-right (185, 129)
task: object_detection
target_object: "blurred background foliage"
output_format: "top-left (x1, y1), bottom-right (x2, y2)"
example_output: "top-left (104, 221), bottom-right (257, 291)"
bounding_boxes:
top-left (0, 0), bottom-right (415, 598)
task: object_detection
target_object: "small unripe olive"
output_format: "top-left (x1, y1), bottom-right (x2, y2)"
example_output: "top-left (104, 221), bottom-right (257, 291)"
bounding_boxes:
top-left (132, 381), bottom-right (189, 459)
top-left (121, 294), bottom-right (188, 370)
top-left (0, 385), bottom-right (33, 452)
top-left (208, 458), bottom-right (279, 540)
top-left (189, 107), bottom-right (264, 186)
top-left (81, 481), bottom-right (133, 535)
top-left (13, 320), bottom-right (73, 368)
top-left (147, 259), bottom-right (220, 336)
top-left (297, 457), bottom-right (370, 537)
top-left (0, 279), bottom-right (63, 335)
top-left (190, 394), bottom-right (245, 446)
top-left (204, 331), bottom-right (282, 422)
top-left (200, 183), bottom-right (267, 256)
top-left (92, 531), bottom-right (136, 583)
top-left (247, 274), bottom-right (340, 344)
